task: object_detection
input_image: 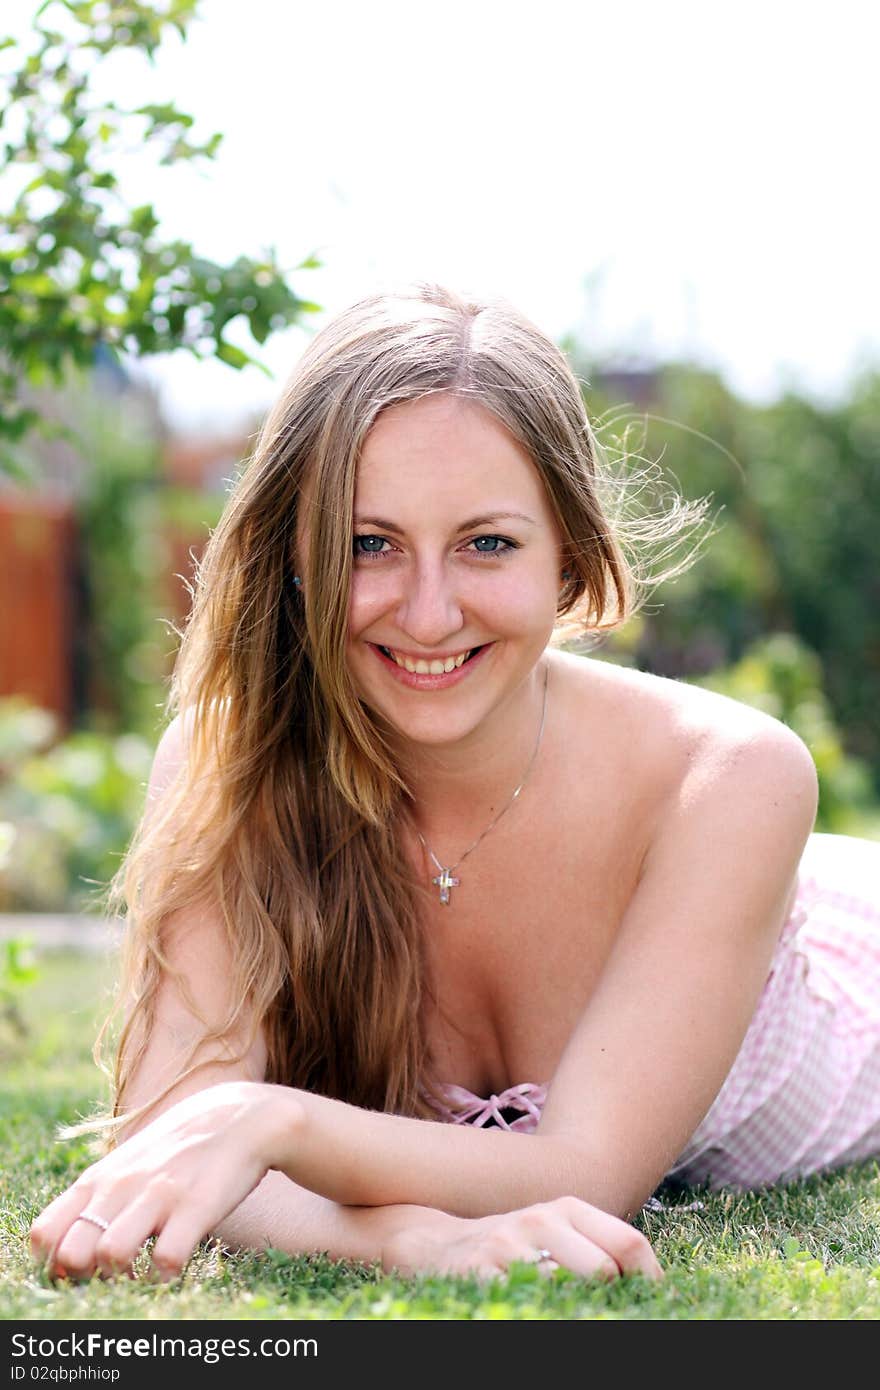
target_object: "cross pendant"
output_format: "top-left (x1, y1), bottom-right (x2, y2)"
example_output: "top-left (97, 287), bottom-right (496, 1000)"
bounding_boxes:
top-left (432, 866), bottom-right (461, 905)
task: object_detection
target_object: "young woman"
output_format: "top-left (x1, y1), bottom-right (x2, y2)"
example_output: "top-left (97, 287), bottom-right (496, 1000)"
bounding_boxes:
top-left (31, 283), bottom-right (880, 1285)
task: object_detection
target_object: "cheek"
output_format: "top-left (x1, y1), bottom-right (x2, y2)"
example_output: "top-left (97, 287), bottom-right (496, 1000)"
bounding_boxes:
top-left (486, 572), bottom-right (558, 624)
top-left (348, 572), bottom-right (387, 636)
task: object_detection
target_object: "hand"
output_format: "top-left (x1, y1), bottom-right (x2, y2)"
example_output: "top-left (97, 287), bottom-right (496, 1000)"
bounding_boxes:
top-left (30, 1081), bottom-right (298, 1281)
top-left (384, 1195), bottom-right (664, 1283)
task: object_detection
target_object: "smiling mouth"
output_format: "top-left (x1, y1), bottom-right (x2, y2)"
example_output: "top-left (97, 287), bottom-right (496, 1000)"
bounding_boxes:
top-left (376, 645), bottom-right (487, 674)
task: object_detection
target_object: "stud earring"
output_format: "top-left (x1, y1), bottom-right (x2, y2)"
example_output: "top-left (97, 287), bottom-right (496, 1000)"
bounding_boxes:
top-left (293, 575), bottom-right (302, 588)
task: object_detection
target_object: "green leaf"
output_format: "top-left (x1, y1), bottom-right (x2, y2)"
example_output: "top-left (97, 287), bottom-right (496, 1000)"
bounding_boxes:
top-left (0, 0), bottom-right (321, 459)
top-left (135, 102), bottom-right (195, 129)
top-left (215, 341), bottom-right (253, 370)
top-left (129, 204), bottom-right (159, 236)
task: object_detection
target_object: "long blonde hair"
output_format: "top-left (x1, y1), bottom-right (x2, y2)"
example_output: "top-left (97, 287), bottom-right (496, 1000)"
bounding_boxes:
top-left (101, 281), bottom-right (711, 1132)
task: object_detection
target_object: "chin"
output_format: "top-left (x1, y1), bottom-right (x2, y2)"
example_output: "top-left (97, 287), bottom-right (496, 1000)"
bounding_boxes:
top-left (356, 687), bottom-right (485, 745)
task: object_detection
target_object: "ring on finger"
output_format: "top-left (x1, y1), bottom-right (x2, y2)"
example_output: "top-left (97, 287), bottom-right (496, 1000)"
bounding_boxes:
top-left (531, 1247), bottom-right (553, 1263)
top-left (74, 1211), bottom-right (110, 1233)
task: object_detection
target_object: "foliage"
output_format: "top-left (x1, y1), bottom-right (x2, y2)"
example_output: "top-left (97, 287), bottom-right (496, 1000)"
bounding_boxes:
top-left (2, 952), bottom-right (880, 1320)
top-left (63, 394), bottom-right (226, 737)
top-left (741, 375), bottom-right (880, 783)
top-left (0, 937), bottom-right (40, 1053)
top-left (0, 0), bottom-right (320, 470)
top-left (160, 480), bottom-right (226, 531)
top-left (0, 696), bottom-right (153, 912)
top-left (578, 360), bottom-right (880, 792)
top-left (689, 632), bottom-right (878, 834)
top-left (62, 378), bottom-right (171, 733)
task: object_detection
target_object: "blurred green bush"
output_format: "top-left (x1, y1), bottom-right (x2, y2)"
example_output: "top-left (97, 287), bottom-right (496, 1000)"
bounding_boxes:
top-left (0, 697), bottom-right (153, 913)
top-left (572, 361), bottom-right (880, 795)
top-left (688, 632), bottom-right (879, 835)
top-left (74, 386), bottom-right (170, 737)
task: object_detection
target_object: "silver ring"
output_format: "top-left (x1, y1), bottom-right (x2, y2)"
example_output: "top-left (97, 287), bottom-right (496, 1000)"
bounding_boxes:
top-left (75, 1211), bottom-right (109, 1233)
top-left (532, 1247), bottom-right (553, 1263)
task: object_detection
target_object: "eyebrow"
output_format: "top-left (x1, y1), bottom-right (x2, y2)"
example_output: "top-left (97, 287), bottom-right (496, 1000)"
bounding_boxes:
top-left (353, 511), bottom-right (537, 533)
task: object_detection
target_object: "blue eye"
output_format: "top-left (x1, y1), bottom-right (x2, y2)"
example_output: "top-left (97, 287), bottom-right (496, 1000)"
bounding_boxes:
top-left (352, 534), bottom-right (519, 561)
top-left (353, 535), bottom-right (389, 558)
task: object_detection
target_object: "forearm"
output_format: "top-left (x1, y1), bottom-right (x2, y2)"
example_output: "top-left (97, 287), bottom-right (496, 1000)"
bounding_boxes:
top-left (271, 1089), bottom-right (618, 1220)
top-left (212, 1167), bottom-right (454, 1268)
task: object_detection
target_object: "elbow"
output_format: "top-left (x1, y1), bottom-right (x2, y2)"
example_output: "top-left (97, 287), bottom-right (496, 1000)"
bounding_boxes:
top-left (782, 728), bottom-right (820, 831)
top-left (756, 723), bottom-right (820, 836)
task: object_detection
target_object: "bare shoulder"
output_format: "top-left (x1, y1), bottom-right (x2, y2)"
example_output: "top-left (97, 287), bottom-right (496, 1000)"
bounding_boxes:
top-left (549, 646), bottom-right (818, 809)
top-left (145, 705), bottom-right (216, 805)
top-left (148, 713), bottom-right (187, 786)
top-left (144, 710), bottom-right (196, 817)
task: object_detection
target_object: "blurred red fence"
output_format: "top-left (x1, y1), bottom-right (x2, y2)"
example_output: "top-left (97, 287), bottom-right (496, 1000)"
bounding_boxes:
top-left (0, 492), bottom-right (79, 723)
top-left (1, 491), bottom-right (208, 729)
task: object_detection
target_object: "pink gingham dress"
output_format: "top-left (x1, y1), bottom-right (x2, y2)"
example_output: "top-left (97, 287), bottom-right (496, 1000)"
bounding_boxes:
top-left (424, 832), bottom-right (880, 1192)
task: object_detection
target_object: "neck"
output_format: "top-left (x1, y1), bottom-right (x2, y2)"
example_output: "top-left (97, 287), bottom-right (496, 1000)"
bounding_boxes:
top-left (393, 658), bottom-right (550, 851)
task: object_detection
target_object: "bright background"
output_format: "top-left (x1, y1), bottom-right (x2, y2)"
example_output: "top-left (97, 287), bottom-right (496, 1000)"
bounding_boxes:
top-left (6, 0), bottom-right (878, 428)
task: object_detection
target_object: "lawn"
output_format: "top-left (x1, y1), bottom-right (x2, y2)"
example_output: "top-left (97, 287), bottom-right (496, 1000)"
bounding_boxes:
top-left (2, 949), bottom-right (879, 1321)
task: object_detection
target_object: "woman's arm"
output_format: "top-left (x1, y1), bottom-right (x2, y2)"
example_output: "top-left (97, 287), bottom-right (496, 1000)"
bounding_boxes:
top-left (118, 915), bottom-right (450, 1270)
top-left (32, 716), bottom-right (446, 1276)
top-left (212, 1172), bottom-right (451, 1270)
top-left (114, 895), bottom-right (426, 1268)
top-left (31, 1081), bottom-right (660, 1281)
top-left (261, 721), bottom-right (819, 1221)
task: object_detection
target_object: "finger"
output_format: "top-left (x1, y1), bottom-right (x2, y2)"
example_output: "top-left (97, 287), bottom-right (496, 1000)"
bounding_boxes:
top-left (500, 1251), bottom-right (561, 1280)
top-left (46, 1191), bottom-right (132, 1283)
top-left (565, 1203), bottom-right (664, 1281)
top-left (146, 1157), bottom-right (270, 1282)
top-left (502, 1256), bottom-right (562, 1280)
top-left (92, 1190), bottom-right (167, 1279)
top-left (473, 1261), bottom-right (514, 1287)
top-left (51, 1206), bottom-right (125, 1278)
top-left (31, 1195), bottom-right (117, 1281)
top-left (149, 1205), bottom-right (211, 1282)
top-left (30, 1184), bottom-right (96, 1267)
top-left (52, 1218), bottom-right (108, 1282)
top-left (522, 1231), bottom-right (621, 1283)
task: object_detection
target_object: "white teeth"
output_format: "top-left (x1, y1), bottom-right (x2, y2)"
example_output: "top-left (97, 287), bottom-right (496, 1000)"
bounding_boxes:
top-left (383, 647), bottom-right (472, 673)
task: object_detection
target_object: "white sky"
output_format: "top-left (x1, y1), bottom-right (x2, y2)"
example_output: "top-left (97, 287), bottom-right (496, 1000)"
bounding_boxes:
top-left (5, 0), bottom-right (880, 430)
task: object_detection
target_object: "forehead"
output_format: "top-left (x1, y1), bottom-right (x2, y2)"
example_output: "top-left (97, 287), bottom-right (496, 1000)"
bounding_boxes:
top-left (357, 393), bottom-right (550, 511)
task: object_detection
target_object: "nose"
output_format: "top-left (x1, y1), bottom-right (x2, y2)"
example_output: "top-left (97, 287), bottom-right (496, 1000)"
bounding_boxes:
top-left (394, 561), bottom-right (466, 649)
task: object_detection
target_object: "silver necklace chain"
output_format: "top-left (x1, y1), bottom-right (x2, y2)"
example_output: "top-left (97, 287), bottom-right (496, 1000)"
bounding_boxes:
top-left (415, 662), bottom-right (550, 905)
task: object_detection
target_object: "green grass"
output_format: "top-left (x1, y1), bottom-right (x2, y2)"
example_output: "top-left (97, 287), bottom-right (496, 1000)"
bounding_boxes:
top-left (2, 951), bottom-right (879, 1320)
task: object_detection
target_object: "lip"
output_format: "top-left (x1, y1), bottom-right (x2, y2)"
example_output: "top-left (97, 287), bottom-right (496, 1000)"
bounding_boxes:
top-left (369, 642), bottom-right (494, 689)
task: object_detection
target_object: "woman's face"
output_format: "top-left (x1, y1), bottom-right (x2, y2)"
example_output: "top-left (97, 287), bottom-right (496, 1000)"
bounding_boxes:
top-left (341, 391), bottom-right (566, 750)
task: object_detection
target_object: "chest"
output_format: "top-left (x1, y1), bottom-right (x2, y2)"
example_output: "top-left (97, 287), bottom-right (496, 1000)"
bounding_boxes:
top-left (408, 755), bottom-right (655, 1096)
